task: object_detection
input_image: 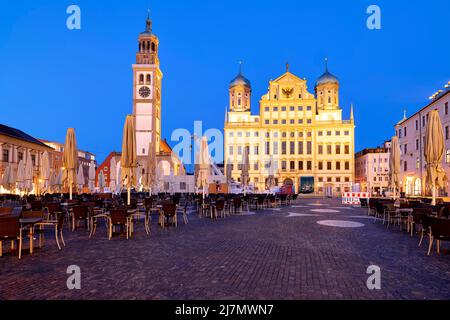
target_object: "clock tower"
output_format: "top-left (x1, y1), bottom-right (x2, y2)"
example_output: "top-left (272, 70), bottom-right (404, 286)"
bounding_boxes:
top-left (133, 12), bottom-right (162, 158)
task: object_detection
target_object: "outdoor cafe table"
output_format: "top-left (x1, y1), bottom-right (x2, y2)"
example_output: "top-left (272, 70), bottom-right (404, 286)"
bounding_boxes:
top-left (19, 217), bottom-right (43, 254)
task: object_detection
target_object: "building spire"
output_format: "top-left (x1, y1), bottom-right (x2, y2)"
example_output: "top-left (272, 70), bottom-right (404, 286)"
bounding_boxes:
top-left (145, 9), bottom-right (152, 33)
top-left (238, 60), bottom-right (243, 74)
top-left (350, 104), bottom-right (354, 122)
top-left (286, 61), bottom-right (290, 72)
top-left (324, 57), bottom-right (329, 73)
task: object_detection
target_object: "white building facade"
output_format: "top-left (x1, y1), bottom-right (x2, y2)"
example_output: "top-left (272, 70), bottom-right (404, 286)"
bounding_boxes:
top-left (394, 85), bottom-right (450, 197)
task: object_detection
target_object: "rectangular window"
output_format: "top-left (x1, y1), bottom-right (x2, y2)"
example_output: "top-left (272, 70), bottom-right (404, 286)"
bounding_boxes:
top-left (281, 120), bottom-right (286, 124)
top-left (298, 119), bottom-right (303, 124)
top-left (446, 102), bottom-right (449, 115)
top-left (298, 106), bottom-right (303, 111)
top-left (307, 141), bottom-right (312, 155)
top-left (298, 161), bottom-right (303, 170)
top-left (281, 106), bottom-right (286, 111)
top-left (254, 163), bottom-right (259, 171)
top-left (404, 144), bottom-right (408, 154)
top-left (344, 145), bottom-right (350, 154)
top-left (404, 161), bottom-right (408, 172)
top-left (422, 116), bottom-right (426, 127)
top-left (416, 139), bottom-right (419, 150)
top-left (318, 161), bottom-right (323, 170)
top-left (404, 127), bottom-right (407, 137)
top-left (307, 161), bottom-right (312, 171)
top-left (336, 161), bottom-right (341, 170)
top-left (415, 120), bottom-right (419, 130)
top-left (237, 146), bottom-right (242, 155)
top-left (264, 107), bottom-right (270, 112)
top-left (335, 131), bottom-right (340, 136)
top-left (265, 142), bottom-right (270, 155)
top-left (2, 149), bottom-right (9, 162)
top-left (18, 152), bottom-right (23, 162)
top-left (290, 106), bottom-right (295, 111)
top-left (273, 142), bottom-right (279, 155)
top-left (290, 141), bottom-right (295, 155)
top-left (318, 145), bottom-right (323, 155)
top-left (336, 145), bottom-right (341, 155)
top-left (344, 131), bottom-right (349, 136)
top-left (306, 119), bottom-right (312, 124)
top-left (306, 106), bottom-right (312, 111)
top-left (254, 146), bottom-right (259, 155)
top-left (446, 126), bottom-right (449, 140)
top-left (298, 141), bottom-right (304, 155)
top-left (229, 146), bottom-right (234, 156)
top-left (281, 141), bottom-right (287, 155)
top-left (265, 120), bottom-right (270, 125)
top-left (327, 162), bottom-right (332, 170)
top-left (345, 161), bottom-right (350, 170)
top-left (327, 145), bottom-right (332, 155)
top-left (290, 161), bottom-right (295, 170)
top-left (318, 131), bottom-right (323, 136)
top-left (281, 161), bottom-right (287, 171)
top-left (273, 120), bottom-right (278, 125)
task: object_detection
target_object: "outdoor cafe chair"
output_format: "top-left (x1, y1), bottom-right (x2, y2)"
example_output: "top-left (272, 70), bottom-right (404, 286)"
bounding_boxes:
top-left (72, 206), bottom-right (89, 231)
top-left (21, 211), bottom-right (45, 250)
top-left (213, 199), bottom-right (226, 219)
top-left (108, 208), bottom-right (131, 240)
top-left (411, 208), bottom-right (433, 240)
top-left (0, 216), bottom-right (23, 259)
top-left (45, 203), bottom-right (63, 221)
top-left (34, 211), bottom-right (66, 250)
top-left (427, 217), bottom-right (450, 256)
top-left (162, 202), bottom-right (177, 228)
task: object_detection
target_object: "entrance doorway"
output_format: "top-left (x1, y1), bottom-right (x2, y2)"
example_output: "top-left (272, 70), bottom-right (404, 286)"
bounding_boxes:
top-left (300, 177), bottom-right (314, 194)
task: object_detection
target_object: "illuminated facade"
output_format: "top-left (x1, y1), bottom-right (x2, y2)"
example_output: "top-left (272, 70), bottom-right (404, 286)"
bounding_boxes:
top-left (394, 84), bottom-right (450, 197)
top-left (224, 63), bottom-right (355, 195)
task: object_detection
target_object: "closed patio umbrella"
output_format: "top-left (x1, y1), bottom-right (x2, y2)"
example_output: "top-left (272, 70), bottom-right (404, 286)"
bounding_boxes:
top-left (24, 152), bottom-right (34, 195)
top-left (1, 165), bottom-right (14, 193)
top-left (115, 160), bottom-right (121, 194)
top-left (39, 151), bottom-right (50, 195)
top-left (121, 115), bottom-right (137, 205)
top-left (389, 136), bottom-right (401, 200)
top-left (144, 142), bottom-right (156, 195)
top-left (55, 168), bottom-right (63, 193)
top-left (196, 136), bottom-right (210, 198)
top-left (109, 156), bottom-right (117, 193)
top-left (77, 163), bottom-right (85, 193)
top-left (16, 160), bottom-right (25, 194)
top-left (241, 145), bottom-right (250, 194)
top-left (98, 170), bottom-right (106, 191)
top-left (267, 155), bottom-right (276, 191)
top-left (63, 128), bottom-right (78, 200)
top-left (88, 161), bottom-right (96, 193)
top-left (425, 109), bottom-right (446, 206)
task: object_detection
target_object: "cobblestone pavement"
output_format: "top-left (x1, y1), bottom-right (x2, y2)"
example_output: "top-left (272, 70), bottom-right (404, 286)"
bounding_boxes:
top-left (1, 198), bottom-right (450, 300)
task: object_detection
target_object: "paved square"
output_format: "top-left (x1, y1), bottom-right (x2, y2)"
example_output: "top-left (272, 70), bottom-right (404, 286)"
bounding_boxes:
top-left (1, 198), bottom-right (450, 300)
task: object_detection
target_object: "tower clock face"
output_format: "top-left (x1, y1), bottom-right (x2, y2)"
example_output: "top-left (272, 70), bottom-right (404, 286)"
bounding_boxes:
top-left (139, 86), bottom-right (151, 98)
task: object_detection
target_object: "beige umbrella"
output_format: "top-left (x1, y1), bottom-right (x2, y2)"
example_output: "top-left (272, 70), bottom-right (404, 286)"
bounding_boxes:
top-left (77, 163), bottom-right (85, 193)
top-left (389, 136), bottom-right (401, 200)
top-left (88, 161), bottom-right (96, 193)
top-left (116, 160), bottom-right (122, 194)
top-left (24, 152), bottom-right (34, 194)
top-left (98, 170), bottom-right (106, 191)
top-left (144, 142), bottom-right (156, 195)
top-left (63, 128), bottom-right (78, 200)
top-left (267, 155), bottom-right (276, 190)
top-left (109, 156), bottom-right (117, 193)
top-left (1, 165), bottom-right (13, 193)
top-left (16, 160), bottom-right (25, 194)
top-left (425, 109), bottom-right (446, 205)
top-left (121, 115), bottom-right (137, 205)
top-left (39, 151), bottom-right (50, 195)
top-left (55, 168), bottom-right (63, 193)
top-left (241, 145), bottom-right (250, 194)
top-left (196, 136), bottom-right (210, 197)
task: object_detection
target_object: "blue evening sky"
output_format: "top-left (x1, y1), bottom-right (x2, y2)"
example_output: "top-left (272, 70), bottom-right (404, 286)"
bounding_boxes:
top-left (0, 0), bottom-right (449, 163)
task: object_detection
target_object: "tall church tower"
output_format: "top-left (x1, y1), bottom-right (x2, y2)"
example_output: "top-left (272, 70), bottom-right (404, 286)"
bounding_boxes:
top-left (229, 63), bottom-right (251, 112)
top-left (133, 11), bottom-right (162, 158)
top-left (315, 59), bottom-right (339, 111)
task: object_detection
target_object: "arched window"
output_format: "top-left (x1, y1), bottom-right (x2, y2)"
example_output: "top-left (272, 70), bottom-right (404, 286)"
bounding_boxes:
top-left (328, 96), bottom-right (331, 104)
top-left (238, 98), bottom-right (241, 105)
top-left (139, 74), bottom-right (144, 84)
top-left (151, 42), bottom-right (156, 52)
top-left (146, 74), bottom-right (151, 84)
